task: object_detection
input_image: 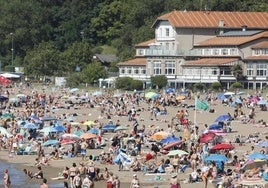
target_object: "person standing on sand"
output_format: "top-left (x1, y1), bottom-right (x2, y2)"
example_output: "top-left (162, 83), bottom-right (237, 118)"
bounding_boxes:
top-left (4, 169), bottom-right (11, 188)
top-left (169, 173), bottom-right (181, 188)
top-left (130, 174), bottom-right (140, 188)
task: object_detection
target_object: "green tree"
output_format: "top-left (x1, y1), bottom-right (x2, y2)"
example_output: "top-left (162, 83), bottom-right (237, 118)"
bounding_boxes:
top-left (115, 77), bottom-right (134, 90)
top-left (230, 82), bottom-right (243, 90)
top-left (210, 82), bottom-right (222, 91)
top-left (193, 82), bottom-right (206, 92)
top-left (82, 62), bottom-right (106, 85)
top-left (151, 75), bottom-right (168, 89)
top-left (24, 42), bottom-right (62, 77)
top-left (232, 64), bottom-right (243, 82)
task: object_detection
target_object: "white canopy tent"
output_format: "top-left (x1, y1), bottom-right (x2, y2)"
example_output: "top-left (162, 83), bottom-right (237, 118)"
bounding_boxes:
top-left (0, 72), bottom-right (21, 78)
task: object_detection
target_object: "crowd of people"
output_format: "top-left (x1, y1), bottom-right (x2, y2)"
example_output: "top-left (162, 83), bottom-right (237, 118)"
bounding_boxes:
top-left (0, 83), bottom-right (267, 188)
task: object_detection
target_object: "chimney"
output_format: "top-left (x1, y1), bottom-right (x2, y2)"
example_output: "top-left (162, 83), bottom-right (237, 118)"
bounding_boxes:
top-left (242, 25), bottom-right (247, 31)
top-left (219, 19), bottom-right (225, 35)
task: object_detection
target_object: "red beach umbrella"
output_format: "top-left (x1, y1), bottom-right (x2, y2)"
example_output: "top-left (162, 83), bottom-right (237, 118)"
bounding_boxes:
top-left (211, 143), bottom-right (234, 150)
top-left (198, 132), bottom-right (216, 143)
top-left (163, 140), bottom-right (184, 150)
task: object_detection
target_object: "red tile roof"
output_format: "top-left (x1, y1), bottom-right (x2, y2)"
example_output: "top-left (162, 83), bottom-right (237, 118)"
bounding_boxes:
top-left (244, 56), bottom-right (268, 60)
top-left (183, 58), bottom-right (238, 66)
top-left (135, 39), bottom-right (156, 47)
top-left (154, 11), bottom-right (268, 29)
top-left (117, 58), bottom-right (147, 66)
top-left (251, 41), bottom-right (268, 48)
top-left (196, 31), bottom-right (268, 46)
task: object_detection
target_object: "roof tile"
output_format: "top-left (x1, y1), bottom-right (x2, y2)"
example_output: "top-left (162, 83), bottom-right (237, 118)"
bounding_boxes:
top-left (183, 58), bottom-right (238, 66)
top-left (117, 58), bottom-right (147, 66)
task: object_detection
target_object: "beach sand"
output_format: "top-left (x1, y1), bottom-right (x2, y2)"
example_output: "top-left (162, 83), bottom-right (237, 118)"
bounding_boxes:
top-left (1, 86), bottom-right (268, 188)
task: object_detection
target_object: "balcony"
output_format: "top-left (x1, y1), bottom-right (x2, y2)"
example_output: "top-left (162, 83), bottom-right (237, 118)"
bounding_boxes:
top-left (144, 48), bottom-right (201, 57)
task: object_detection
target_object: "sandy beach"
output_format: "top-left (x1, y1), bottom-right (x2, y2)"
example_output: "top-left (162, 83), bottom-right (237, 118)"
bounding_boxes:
top-left (0, 85), bottom-right (268, 188)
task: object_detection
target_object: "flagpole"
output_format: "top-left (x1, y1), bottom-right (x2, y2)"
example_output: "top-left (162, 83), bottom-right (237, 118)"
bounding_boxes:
top-left (194, 96), bottom-right (197, 126)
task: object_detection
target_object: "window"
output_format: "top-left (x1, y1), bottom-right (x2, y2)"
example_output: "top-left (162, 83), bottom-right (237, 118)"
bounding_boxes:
top-left (134, 69), bottom-right (139, 74)
top-left (213, 49), bottom-right (220, 55)
top-left (212, 69), bottom-right (218, 75)
top-left (138, 49), bottom-right (144, 56)
top-left (222, 49), bottom-right (228, 55)
top-left (166, 28), bottom-right (170, 37)
top-left (141, 68), bottom-right (146, 74)
top-left (204, 49), bottom-right (210, 55)
top-left (166, 43), bottom-right (169, 50)
top-left (121, 69), bottom-right (125, 74)
top-left (154, 62), bottom-right (161, 75)
top-left (257, 64), bottom-right (267, 76)
top-left (220, 67), bottom-right (232, 75)
top-left (246, 64), bottom-right (254, 76)
top-left (127, 68), bottom-right (132, 74)
top-left (165, 61), bottom-right (175, 75)
top-left (230, 48), bottom-right (238, 55)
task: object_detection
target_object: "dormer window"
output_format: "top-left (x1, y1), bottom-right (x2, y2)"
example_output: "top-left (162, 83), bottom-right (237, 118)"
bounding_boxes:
top-left (166, 28), bottom-right (170, 37)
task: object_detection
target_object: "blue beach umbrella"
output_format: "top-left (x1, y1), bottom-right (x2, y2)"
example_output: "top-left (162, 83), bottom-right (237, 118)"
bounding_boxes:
top-left (55, 125), bottom-right (66, 132)
top-left (88, 128), bottom-right (100, 134)
top-left (43, 139), bottom-right (59, 147)
top-left (247, 152), bottom-right (268, 160)
top-left (40, 126), bottom-right (58, 136)
top-left (102, 124), bottom-right (116, 131)
top-left (217, 93), bottom-right (226, 100)
top-left (215, 114), bottom-right (231, 122)
top-left (160, 136), bottom-right (180, 144)
top-left (209, 123), bottom-right (223, 130)
top-left (166, 88), bottom-right (175, 94)
top-left (23, 123), bottom-right (37, 129)
top-left (74, 131), bottom-right (84, 136)
top-left (256, 140), bottom-right (268, 148)
top-left (205, 154), bottom-right (229, 162)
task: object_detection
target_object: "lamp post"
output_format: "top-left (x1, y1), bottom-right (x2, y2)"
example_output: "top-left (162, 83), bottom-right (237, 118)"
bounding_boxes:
top-left (10, 33), bottom-right (14, 66)
top-left (80, 31), bottom-right (84, 42)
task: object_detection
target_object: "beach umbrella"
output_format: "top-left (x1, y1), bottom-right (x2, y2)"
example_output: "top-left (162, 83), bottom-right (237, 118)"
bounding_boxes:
top-left (102, 124), bottom-right (116, 131)
top-left (1, 113), bottom-right (13, 119)
top-left (0, 127), bottom-right (13, 137)
top-left (211, 143), bottom-right (234, 151)
top-left (196, 99), bottom-right (210, 111)
top-left (61, 133), bottom-right (80, 140)
top-left (160, 136), bottom-right (180, 144)
top-left (92, 91), bottom-right (103, 96)
top-left (150, 131), bottom-right (170, 141)
top-left (55, 125), bottom-right (66, 132)
top-left (215, 114), bottom-right (231, 122)
top-left (257, 100), bottom-right (268, 105)
top-left (237, 91), bottom-right (245, 95)
top-left (198, 132), bottom-right (216, 143)
top-left (43, 139), bottom-right (60, 147)
top-left (223, 92), bottom-right (235, 97)
top-left (83, 120), bottom-right (95, 126)
top-left (114, 126), bottom-right (128, 132)
top-left (23, 123), bottom-right (37, 129)
top-left (256, 140), bottom-right (268, 148)
top-left (217, 93), bottom-right (226, 100)
top-left (88, 128), bottom-right (100, 134)
top-left (163, 140), bottom-right (184, 150)
top-left (207, 130), bottom-right (226, 136)
top-left (0, 95), bottom-right (8, 102)
top-left (208, 123), bottom-right (223, 130)
top-left (80, 132), bottom-right (98, 140)
top-left (145, 92), bottom-right (159, 99)
top-left (41, 116), bottom-right (58, 121)
top-left (205, 154), bottom-right (229, 162)
top-left (166, 88), bottom-right (175, 94)
top-left (176, 95), bottom-right (186, 100)
top-left (9, 97), bottom-right (19, 103)
top-left (242, 159), bottom-right (267, 171)
top-left (69, 88), bottom-right (79, 93)
top-left (60, 139), bottom-right (75, 145)
top-left (40, 126), bottom-right (59, 135)
top-left (73, 131), bottom-right (84, 137)
top-left (247, 152), bottom-right (268, 160)
top-left (167, 149), bottom-right (188, 156)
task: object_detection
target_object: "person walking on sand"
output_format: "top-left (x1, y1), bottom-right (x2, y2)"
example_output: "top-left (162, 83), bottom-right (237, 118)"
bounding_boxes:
top-left (169, 173), bottom-right (181, 188)
top-left (130, 174), bottom-right (140, 188)
top-left (4, 169), bottom-right (11, 188)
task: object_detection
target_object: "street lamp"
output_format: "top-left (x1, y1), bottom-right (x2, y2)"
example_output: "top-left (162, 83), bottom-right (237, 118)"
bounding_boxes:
top-left (80, 31), bottom-right (84, 42)
top-left (10, 33), bottom-right (14, 66)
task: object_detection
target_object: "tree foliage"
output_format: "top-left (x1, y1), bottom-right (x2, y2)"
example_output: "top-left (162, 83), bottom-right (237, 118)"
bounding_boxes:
top-left (151, 75), bottom-right (168, 89)
top-left (193, 82), bottom-right (206, 92)
top-left (210, 82), bottom-right (222, 91)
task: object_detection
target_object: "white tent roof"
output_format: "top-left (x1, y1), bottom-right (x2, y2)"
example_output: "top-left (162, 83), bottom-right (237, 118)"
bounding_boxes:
top-left (1, 73), bottom-right (20, 78)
